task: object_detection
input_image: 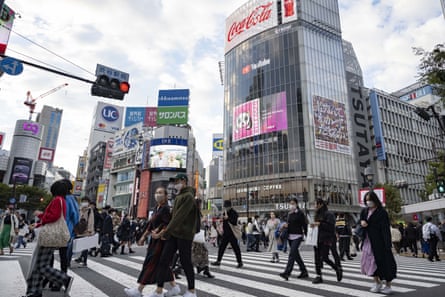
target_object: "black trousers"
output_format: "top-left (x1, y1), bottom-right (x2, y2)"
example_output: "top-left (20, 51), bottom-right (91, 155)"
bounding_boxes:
top-left (338, 236), bottom-right (351, 258)
top-left (314, 243), bottom-right (338, 276)
top-left (157, 236), bottom-right (194, 290)
top-left (428, 237), bottom-right (440, 260)
top-left (217, 233), bottom-right (242, 264)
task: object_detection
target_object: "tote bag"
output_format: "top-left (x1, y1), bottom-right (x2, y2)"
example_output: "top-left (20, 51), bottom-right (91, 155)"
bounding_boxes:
top-left (193, 229), bottom-right (205, 243)
top-left (304, 225), bottom-right (318, 246)
top-left (38, 199), bottom-right (70, 248)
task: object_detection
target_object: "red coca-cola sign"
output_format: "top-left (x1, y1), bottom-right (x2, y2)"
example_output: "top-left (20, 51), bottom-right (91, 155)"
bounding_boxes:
top-left (227, 2), bottom-right (274, 42)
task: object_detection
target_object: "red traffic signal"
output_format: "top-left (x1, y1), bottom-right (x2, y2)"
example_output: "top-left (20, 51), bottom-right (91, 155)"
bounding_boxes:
top-left (91, 74), bottom-right (130, 100)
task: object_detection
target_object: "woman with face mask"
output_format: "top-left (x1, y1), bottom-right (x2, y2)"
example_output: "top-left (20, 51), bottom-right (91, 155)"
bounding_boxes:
top-left (124, 186), bottom-right (180, 297)
top-left (279, 198), bottom-right (309, 281)
top-left (360, 191), bottom-right (397, 294)
top-left (0, 204), bottom-right (19, 255)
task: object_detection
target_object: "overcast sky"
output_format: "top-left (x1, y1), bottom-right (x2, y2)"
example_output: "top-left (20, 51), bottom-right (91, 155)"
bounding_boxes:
top-left (0, 0), bottom-right (443, 176)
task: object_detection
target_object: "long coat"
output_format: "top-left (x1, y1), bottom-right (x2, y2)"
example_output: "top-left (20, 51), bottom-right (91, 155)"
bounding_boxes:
top-left (360, 207), bottom-right (397, 282)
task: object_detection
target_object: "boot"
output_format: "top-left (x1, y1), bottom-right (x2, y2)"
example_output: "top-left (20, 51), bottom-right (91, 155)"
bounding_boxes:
top-left (120, 246), bottom-right (126, 255)
top-left (203, 266), bottom-right (214, 278)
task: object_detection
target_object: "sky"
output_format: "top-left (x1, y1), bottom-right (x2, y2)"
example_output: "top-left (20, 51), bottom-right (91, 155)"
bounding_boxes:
top-left (0, 0), bottom-right (443, 176)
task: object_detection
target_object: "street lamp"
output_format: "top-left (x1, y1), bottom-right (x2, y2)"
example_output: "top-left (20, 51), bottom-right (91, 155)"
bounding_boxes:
top-left (364, 166), bottom-right (374, 191)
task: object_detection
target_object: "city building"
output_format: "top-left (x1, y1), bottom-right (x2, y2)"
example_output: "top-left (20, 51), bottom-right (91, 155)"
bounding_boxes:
top-left (223, 0), bottom-right (359, 219)
top-left (85, 141), bottom-right (106, 204)
top-left (36, 105), bottom-right (63, 168)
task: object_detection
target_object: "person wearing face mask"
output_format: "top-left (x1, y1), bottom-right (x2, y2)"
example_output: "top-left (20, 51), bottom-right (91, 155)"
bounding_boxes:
top-left (147, 173), bottom-right (199, 297)
top-left (211, 199), bottom-right (243, 268)
top-left (360, 191), bottom-right (397, 294)
top-left (73, 197), bottom-right (94, 267)
top-left (124, 186), bottom-right (181, 297)
top-left (279, 198), bottom-right (308, 281)
top-left (0, 204), bottom-right (19, 255)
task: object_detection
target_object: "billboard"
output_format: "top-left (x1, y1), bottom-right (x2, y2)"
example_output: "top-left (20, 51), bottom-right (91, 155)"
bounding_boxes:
top-left (9, 157), bottom-right (32, 184)
top-left (157, 89), bottom-right (190, 107)
top-left (103, 139), bottom-right (114, 169)
top-left (0, 131), bottom-right (4, 149)
top-left (370, 91), bottom-right (387, 161)
top-left (213, 138), bottom-right (223, 152)
top-left (124, 106), bottom-right (158, 127)
top-left (149, 138), bottom-right (187, 171)
top-left (232, 92), bottom-right (287, 142)
top-left (113, 123), bottom-right (142, 155)
top-left (312, 95), bottom-right (351, 155)
top-left (38, 147), bottom-right (55, 162)
top-left (156, 106), bottom-right (188, 125)
top-left (225, 0), bottom-right (278, 53)
top-left (281, 0), bottom-right (297, 24)
top-left (0, 4), bottom-right (15, 55)
top-left (358, 188), bottom-right (386, 207)
top-left (94, 101), bottom-right (124, 133)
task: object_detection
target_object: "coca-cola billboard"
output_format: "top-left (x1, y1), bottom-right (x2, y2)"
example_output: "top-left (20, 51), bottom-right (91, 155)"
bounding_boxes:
top-left (225, 0), bottom-right (278, 54)
top-left (281, 0), bottom-right (298, 24)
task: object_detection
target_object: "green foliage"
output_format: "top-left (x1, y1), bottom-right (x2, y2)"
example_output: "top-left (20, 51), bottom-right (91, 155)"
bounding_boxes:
top-left (0, 183), bottom-right (51, 211)
top-left (374, 182), bottom-right (403, 224)
top-left (422, 150), bottom-right (445, 200)
top-left (414, 43), bottom-right (445, 102)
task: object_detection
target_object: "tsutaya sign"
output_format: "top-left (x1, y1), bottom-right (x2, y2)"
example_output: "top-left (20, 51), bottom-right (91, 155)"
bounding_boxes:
top-left (225, 0), bottom-right (278, 53)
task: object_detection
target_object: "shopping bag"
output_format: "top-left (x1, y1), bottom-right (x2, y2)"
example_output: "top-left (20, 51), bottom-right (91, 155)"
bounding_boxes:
top-left (73, 233), bottom-right (99, 253)
top-left (193, 230), bottom-right (205, 243)
top-left (304, 225), bottom-right (318, 246)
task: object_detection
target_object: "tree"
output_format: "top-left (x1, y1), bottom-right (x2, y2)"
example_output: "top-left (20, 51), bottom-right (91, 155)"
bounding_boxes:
top-left (0, 183), bottom-right (51, 211)
top-left (414, 43), bottom-right (445, 102)
top-left (421, 150), bottom-right (445, 201)
top-left (374, 183), bottom-right (403, 224)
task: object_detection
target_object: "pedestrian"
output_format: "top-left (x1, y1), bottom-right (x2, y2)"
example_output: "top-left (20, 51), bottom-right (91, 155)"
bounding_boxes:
top-left (422, 216), bottom-right (442, 262)
top-left (209, 221), bottom-right (218, 247)
top-left (23, 181), bottom-right (73, 297)
top-left (192, 198), bottom-right (214, 278)
top-left (117, 213), bottom-right (135, 254)
top-left (15, 214), bottom-right (29, 249)
top-left (147, 173), bottom-right (199, 297)
top-left (99, 205), bottom-right (114, 257)
top-left (360, 191), bottom-right (397, 294)
top-left (124, 186), bottom-right (180, 297)
top-left (311, 198), bottom-right (342, 284)
top-left (211, 199), bottom-right (243, 268)
top-left (336, 213), bottom-right (353, 260)
top-left (73, 197), bottom-right (95, 267)
top-left (246, 217), bottom-right (255, 251)
top-left (266, 212), bottom-right (281, 263)
top-left (404, 222), bottom-right (418, 257)
top-left (0, 203), bottom-right (19, 255)
top-left (279, 198), bottom-right (309, 281)
top-left (390, 224), bottom-right (402, 254)
top-left (88, 200), bottom-right (103, 256)
top-left (252, 215), bottom-right (261, 252)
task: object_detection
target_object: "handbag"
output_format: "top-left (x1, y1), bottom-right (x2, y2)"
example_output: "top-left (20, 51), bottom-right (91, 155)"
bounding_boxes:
top-left (229, 222), bottom-right (242, 239)
top-left (304, 225), bottom-right (318, 246)
top-left (193, 229), bottom-right (205, 243)
top-left (38, 199), bottom-right (70, 248)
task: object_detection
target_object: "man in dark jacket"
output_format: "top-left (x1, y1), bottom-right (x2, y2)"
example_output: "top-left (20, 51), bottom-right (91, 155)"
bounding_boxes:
top-left (149, 173), bottom-right (199, 297)
top-left (211, 199), bottom-right (243, 268)
top-left (312, 198), bottom-right (342, 284)
top-left (336, 213), bottom-right (353, 260)
top-left (100, 205), bottom-right (113, 257)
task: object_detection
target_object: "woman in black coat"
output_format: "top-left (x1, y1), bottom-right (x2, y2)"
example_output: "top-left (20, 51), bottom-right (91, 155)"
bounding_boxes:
top-left (360, 191), bottom-right (397, 294)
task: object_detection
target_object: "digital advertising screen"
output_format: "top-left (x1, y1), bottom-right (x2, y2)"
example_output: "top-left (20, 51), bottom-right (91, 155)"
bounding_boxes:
top-left (149, 138), bottom-right (187, 171)
top-left (9, 157), bottom-right (32, 184)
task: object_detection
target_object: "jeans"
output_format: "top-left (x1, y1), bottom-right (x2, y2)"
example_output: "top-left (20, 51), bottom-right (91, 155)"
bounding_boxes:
top-left (283, 237), bottom-right (307, 275)
top-left (15, 235), bottom-right (27, 248)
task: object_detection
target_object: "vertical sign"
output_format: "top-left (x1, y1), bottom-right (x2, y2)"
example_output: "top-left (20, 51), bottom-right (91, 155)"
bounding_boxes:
top-left (0, 4), bottom-right (15, 54)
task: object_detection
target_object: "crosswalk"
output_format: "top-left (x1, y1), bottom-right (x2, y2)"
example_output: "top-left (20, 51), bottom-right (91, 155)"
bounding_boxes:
top-left (1, 243), bottom-right (445, 297)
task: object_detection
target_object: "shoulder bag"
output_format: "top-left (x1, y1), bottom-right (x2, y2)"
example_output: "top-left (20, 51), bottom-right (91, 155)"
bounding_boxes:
top-left (38, 198), bottom-right (70, 248)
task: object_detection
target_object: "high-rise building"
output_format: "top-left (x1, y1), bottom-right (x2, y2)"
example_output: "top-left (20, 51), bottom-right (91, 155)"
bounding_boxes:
top-left (223, 0), bottom-right (358, 217)
top-left (36, 105), bottom-right (63, 168)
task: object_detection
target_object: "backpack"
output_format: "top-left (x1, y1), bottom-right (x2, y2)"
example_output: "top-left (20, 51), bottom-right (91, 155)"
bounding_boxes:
top-left (74, 209), bottom-right (91, 236)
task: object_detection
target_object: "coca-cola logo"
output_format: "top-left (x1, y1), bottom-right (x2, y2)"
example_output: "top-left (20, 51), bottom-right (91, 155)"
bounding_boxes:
top-left (227, 2), bottom-right (273, 42)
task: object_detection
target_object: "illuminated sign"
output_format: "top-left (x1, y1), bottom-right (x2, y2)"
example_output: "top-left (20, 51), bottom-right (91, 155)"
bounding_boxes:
top-left (242, 58), bottom-right (270, 75)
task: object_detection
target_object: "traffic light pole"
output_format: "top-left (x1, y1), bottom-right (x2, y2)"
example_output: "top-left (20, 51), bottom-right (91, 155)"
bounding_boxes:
top-left (1, 54), bottom-right (95, 84)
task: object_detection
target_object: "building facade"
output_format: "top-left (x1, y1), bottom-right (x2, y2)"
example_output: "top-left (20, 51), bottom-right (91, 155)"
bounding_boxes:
top-left (223, 0), bottom-right (358, 218)
top-left (36, 105), bottom-right (63, 168)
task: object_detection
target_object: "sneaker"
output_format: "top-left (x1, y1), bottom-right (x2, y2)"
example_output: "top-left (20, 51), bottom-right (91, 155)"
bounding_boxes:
top-left (380, 286), bottom-right (392, 294)
top-left (64, 276), bottom-right (74, 294)
top-left (297, 272), bottom-right (309, 279)
top-left (182, 291), bottom-right (197, 297)
top-left (165, 285), bottom-right (180, 297)
top-left (370, 283), bottom-right (382, 293)
top-left (124, 287), bottom-right (143, 297)
top-left (312, 276), bottom-right (323, 284)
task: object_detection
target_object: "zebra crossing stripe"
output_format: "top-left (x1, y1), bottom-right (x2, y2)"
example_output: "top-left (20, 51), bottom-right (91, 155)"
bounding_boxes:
top-left (0, 261), bottom-right (27, 296)
top-left (104, 256), bottom-right (260, 297)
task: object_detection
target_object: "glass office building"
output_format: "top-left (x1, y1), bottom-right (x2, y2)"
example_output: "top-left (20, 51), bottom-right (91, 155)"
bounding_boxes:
top-left (223, 0), bottom-right (358, 216)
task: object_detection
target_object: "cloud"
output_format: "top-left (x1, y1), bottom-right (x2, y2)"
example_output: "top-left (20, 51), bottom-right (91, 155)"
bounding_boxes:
top-left (0, 0), bottom-right (443, 177)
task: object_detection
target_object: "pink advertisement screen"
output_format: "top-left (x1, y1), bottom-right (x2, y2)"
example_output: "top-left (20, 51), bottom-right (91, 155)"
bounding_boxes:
top-left (232, 92), bottom-right (287, 142)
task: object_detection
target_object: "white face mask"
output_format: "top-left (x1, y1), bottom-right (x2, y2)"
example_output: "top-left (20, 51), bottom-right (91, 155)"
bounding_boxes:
top-left (81, 202), bottom-right (89, 208)
top-left (155, 194), bottom-right (165, 203)
top-left (367, 201), bottom-right (375, 208)
top-left (174, 183), bottom-right (183, 192)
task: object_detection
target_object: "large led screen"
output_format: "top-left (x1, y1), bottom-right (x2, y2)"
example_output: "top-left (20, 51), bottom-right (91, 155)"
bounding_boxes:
top-left (9, 157), bottom-right (32, 184)
top-left (149, 138), bottom-right (187, 171)
top-left (232, 91), bottom-right (287, 142)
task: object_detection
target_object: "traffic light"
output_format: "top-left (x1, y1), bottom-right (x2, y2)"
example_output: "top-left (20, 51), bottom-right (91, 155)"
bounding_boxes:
top-left (91, 64), bottom-right (130, 100)
top-left (437, 179), bottom-right (445, 194)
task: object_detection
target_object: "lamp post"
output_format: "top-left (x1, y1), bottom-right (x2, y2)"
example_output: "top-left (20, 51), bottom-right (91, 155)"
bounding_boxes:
top-left (364, 166), bottom-right (374, 192)
top-left (246, 183), bottom-right (250, 221)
